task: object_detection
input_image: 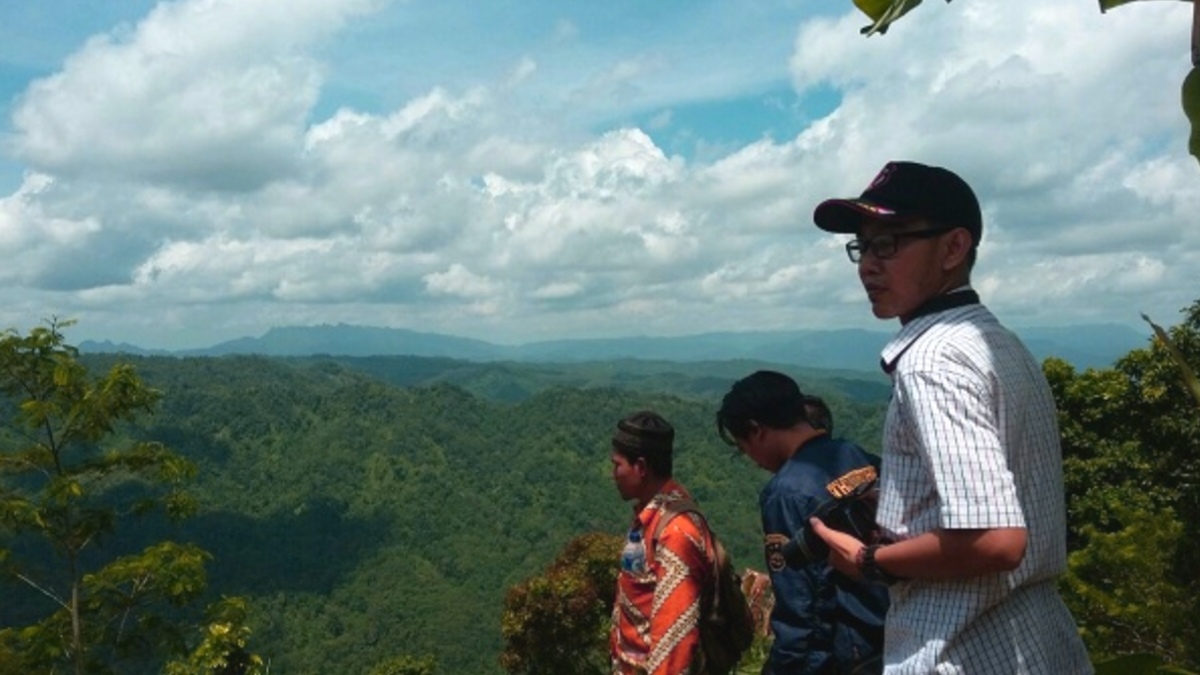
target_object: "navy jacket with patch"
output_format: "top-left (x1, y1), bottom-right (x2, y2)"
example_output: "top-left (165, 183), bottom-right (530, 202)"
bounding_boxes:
top-left (760, 435), bottom-right (889, 675)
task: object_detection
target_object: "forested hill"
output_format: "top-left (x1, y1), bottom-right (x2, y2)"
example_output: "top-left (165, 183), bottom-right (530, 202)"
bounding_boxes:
top-left (308, 354), bottom-right (893, 406)
top-left (7, 354), bottom-right (887, 674)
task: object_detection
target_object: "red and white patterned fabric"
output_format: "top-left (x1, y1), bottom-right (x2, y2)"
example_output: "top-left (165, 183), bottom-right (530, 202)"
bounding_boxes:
top-left (611, 480), bottom-right (713, 675)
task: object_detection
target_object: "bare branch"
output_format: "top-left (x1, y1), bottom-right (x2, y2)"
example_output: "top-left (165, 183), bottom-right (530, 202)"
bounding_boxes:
top-left (14, 572), bottom-right (68, 610)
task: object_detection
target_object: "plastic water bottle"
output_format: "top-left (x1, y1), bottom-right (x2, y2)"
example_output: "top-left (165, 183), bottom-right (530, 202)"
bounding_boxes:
top-left (621, 528), bottom-right (646, 574)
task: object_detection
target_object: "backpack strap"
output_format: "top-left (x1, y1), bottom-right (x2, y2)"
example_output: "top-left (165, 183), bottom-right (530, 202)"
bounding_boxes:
top-left (647, 497), bottom-right (727, 588)
top-left (647, 497), bottom-right (703, 564)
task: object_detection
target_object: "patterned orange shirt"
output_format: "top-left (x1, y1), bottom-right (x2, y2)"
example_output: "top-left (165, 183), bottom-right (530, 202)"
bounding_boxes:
top-left (611, 480), bottom-right (714, 675)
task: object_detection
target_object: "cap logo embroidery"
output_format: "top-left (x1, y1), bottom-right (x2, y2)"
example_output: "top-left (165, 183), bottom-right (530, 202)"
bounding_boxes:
top-left (868, 163), bottom-right (897, 190)
top-left (856, 203), bottom-right (896, 217)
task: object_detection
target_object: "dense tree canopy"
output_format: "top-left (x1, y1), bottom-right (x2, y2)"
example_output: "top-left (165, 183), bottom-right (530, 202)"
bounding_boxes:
top-left (6, 310), bottom-right (1195, 674)
top-left (15, 350), bottom-right (797, 673)
top-left (1049, 299), bottom-right (1200, 670)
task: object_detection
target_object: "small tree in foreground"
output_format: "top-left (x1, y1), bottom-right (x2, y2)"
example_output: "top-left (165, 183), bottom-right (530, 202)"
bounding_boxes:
top-left (500, 532), bottom-right (622, 675)
top-left (0, 320), bottom-right (260, 674)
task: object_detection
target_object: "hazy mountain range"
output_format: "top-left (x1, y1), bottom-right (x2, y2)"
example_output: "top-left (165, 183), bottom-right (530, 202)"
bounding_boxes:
top-left (80, 322), bottom-right (1151, 372)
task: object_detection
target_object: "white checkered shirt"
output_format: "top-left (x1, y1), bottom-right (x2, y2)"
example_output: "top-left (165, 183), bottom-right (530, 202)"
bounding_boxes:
top-left (876, 297), bottom-right (1093, 674)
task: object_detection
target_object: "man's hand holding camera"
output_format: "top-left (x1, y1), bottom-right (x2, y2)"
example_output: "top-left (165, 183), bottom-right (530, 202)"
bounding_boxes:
top-left (809, 520), bottom-right (1030, 583)
top-left (808, 517), bottom-right (867, 579)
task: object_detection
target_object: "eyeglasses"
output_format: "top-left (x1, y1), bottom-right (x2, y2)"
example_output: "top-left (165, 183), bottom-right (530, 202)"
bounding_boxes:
top-left (845, 228), bottom-right (952, 263)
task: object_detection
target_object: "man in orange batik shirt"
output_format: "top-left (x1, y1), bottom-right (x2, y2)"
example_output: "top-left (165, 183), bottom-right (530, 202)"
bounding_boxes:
top-left (609, 410), bottom-right (715, 675)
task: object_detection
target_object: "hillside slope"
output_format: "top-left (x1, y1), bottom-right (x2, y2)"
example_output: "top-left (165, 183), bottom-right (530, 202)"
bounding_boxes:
top-left (5, 354), bottom-right (887, 674)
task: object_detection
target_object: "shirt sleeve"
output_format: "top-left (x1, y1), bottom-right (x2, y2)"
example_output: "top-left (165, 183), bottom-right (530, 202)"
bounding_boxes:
top-left (897, 366), bottom-right (1026, 530)
top-left (645, 513), bottom-right (708, 675)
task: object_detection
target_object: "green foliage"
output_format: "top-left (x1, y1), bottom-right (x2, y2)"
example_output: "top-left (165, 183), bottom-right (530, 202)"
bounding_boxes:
top-left (1066, 504), bottom-right (1188, 660)
top-left (500, 528), bottom-right (770, 675)
top-left (34, 354), bottom-right (776, 674)
top-left (734, 633), bottom-right (771, 675)
top-left (1095, 653), bottom-right (1199, 675)
top-left (320, 354), bottom-right (891, 448)
top-left (500, 532), bottom-right (622, 675)
top-left (1050, 299), bottom-right (1200, 670)
top-left (1143, 311), bottom-right (1200, 411)
top-left (1186, 66), bottom-right (1200, 165)
top-left (0, 321), bottom-right (258, 674)
top-left (368, 653), bottom-right (438, 675)
top-left (39, 311), bottom-right (1195, 675)
top-left (15, 310), bottom-right (1200, 675)
top-left (164, 597), bottom-right (266, 675)
top-left (850, 0), bottom-right (925, 35)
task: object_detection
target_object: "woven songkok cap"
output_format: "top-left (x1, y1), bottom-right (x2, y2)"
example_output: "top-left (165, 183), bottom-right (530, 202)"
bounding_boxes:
top-left (613, 410), bottom-right (674, 454)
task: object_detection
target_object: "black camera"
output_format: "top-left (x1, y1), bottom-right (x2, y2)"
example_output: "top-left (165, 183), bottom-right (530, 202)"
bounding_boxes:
top-left (781, 474), bottom-right (880, 568)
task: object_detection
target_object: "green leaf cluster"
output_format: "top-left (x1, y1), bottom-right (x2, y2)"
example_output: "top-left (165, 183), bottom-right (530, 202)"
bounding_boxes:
top-left (164, 596), bottom-right (266, 675)
top-left (500, 532), bottom-right (622, 675)
top-left (0, 320), bottom-right (261, 674)
top-left (1049, 300), bottom-right (1200, 670)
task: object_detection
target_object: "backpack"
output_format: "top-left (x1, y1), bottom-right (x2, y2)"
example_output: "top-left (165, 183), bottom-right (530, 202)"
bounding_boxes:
top-left (650, 498), bottom-right (755, 675)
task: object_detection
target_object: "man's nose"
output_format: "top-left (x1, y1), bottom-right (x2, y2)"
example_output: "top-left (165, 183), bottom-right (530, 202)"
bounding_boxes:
top-left (857, 251), bottom-right (882, 273)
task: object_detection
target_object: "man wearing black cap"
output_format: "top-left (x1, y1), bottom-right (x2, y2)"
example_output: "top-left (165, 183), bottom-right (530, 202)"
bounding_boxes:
top-left (717, 370), bottom-right (887, 675)
top-left (609, 410), bottom-right (716, 675)
top-left (807, 161), bottom-right (1093, 674)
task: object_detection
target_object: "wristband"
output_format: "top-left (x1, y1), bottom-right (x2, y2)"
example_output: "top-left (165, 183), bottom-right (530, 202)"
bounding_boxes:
top-left (857, 544), bottom-right (903, 585)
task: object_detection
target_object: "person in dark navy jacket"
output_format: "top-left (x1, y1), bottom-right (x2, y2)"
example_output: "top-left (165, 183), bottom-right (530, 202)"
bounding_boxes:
top-left (717, 370), bottom-right (888, 675)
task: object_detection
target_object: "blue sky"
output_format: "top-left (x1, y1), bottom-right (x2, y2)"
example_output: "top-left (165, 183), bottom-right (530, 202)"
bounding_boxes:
top-left (0, 0), bottom-right (1196, 350)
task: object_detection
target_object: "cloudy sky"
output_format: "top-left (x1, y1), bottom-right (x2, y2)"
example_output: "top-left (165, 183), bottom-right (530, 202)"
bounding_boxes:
top-left (0, 0), bottom-right (1195, 350)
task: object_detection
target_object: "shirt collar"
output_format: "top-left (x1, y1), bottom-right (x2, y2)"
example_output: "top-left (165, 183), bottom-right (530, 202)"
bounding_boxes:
top-left (880, 286), bottom-right (979, 374)
top-left (633, 479), bottom-right (690, 529)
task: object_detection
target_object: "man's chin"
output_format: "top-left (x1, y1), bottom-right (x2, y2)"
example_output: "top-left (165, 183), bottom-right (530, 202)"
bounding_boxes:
top-left (869, 302), bottom-right (898, 320)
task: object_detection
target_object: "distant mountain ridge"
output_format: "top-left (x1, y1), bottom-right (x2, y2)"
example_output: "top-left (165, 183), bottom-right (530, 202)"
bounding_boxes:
top-left (80, 321), bottom-right (1151, 371)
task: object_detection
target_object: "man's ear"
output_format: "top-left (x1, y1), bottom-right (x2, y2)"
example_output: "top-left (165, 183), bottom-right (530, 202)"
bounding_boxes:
top-left (748, 420), bottom-right (765, 443)
top-left (633, 456), bottom-right (650, 477)
top-left (941, 227), bottom-right (973, 270)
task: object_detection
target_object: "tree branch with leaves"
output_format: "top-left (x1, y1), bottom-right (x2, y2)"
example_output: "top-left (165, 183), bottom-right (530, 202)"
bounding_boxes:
top-left (0, 319), bottom-right (262, 675)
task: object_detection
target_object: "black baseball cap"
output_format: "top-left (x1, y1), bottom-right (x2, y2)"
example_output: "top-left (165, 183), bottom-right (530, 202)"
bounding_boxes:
top-left (813, 161), bottom-right (982, 246)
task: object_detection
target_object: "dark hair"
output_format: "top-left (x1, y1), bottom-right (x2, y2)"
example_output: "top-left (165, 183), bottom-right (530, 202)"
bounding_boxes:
top-left (803, 395), bottom-right (834, 435)
top-left (612, 410), bottom-right (674, 477)
top-left (716, 370), bottom-right (809, 444)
